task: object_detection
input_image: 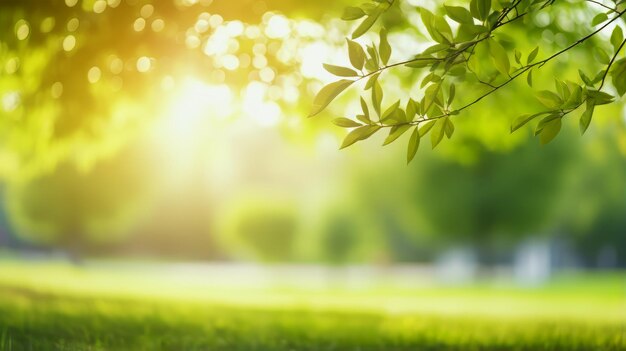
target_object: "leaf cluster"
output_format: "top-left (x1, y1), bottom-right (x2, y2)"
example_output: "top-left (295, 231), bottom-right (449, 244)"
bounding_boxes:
top-left (311, 0), bottom-right (626, 163)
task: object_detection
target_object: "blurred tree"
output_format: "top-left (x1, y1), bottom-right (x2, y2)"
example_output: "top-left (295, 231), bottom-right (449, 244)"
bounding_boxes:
top-left (4, 145), bottom-right (155, 256)
top-left (341, 125), bottom-right (581, 263)
top-left (561, 133), bottom-right (626, 267)
top-left (321, 215), bottom-right (359, 264)
top-left (216, 197), bottom-right (298, 262)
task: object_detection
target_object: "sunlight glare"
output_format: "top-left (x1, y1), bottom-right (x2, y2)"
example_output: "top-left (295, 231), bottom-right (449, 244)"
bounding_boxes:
top-left (167, 78), bottom-right (233, 126)
top-left (242, 82), bottom-right (281, 127)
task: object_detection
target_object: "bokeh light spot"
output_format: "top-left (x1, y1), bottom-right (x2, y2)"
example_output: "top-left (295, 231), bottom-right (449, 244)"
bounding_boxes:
top-left (265, 14), bottom-right (290, 39)
top-left (136, 56), bottom-right (152, 72)
top-left (195, 19), bottom-right (210, 33)
top-left (40, 17), bottom-right (56, 33)
top-left (186, 35), bottom-right (201, 49)
top-left (16, 20), bottom-right (30, 41)
top-left (109, 56), bottom-right (124, 74)
top-left (134, 18), bottom-right (146, 32)
top-left (259, 67), bottom-right (275, 83)
top-left (67, 18), bottom-right (79, 32)
top-left (2, 92), bottom-right (20, 112)
top-left (141, 4), bottom-right (155, 18)
top-left (151, 19), bottom-right (165, 32)
top-left (93, 0), bottom-right (107, 14)
top-left (221, 55), bottom-right (240, 70)
top-left (51, 82), bottom-right (64, 99)
top-left (88, 66), bottom-right (102, 83)
top-left (63, 35), bottom-right (76, 52)
top-left (5, 58), bottom-right (19, 74)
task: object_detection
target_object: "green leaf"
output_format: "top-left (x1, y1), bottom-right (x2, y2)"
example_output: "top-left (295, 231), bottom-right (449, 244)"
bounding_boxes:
top-left (444, 5), bottom-right (474, 24)
top-left (383, 124), bottom-right (411, 145)
top-left (421, 72), bottom-right (441, 88)
top-left (527, 69), bottom-right (533, 87)
top-left (478, 0), bottom-right (492, 21)
top-left (381, 100), bottom-right (401, 122)
top-left (360, 97), bottom-right (370, 118)
top-left (422, 43), bottom-right (450, 56)
top-left (346, 39), bottom-right (366, 71)
top-left (407, 127), bottom-right (420, 164)
top-left (579, 69), bottom-right (593, 87)
top-left (554, 79), bottom-right (570, 100)
top-left (333, 118), bottom-right (362, 128)
top-left (489, 39), bottom-right (510, 76)
top-left (593, 47), bottom-right (610, 64)
top-left (539, 117), bottom-right (562, 145)
top-left (470, 0), bottom-right (491, 21)
top-left (405, 57), bottom-right (439, 68)
top-left (444, 117), bottom-right (455, 138)
top-left (447, 83), bottom-right (456, 106)
top-left (364, 73), bottom-right (380, 90)
top-left (611, 58), bottom-right (626, 97)
top-left (406, 99), bottom-right (417, 121)
top-left (563, 84), bottom-right (583, 108)
top-left (419, 120), bottom-right (437, 136)
top-left (341, 6), bottom-right (366, 21)
top-left (352, 9), bottom-right (382, 39)
top-left (510, 112), bottom-right (545, 133)
top-left (610, 26), bottom-right (624, 52)
top-left (586, 89), bottom-right (615, 104)
top-left (514, 49), bottom-right (522, 65)
top-left (423, 83), bottom-right (442, 113)
top-left (360, 3), bottom-right (379, 15)
top-left (323, 64), bottom-right (359, 77)
top-left (591, 13), bottom-right (608, 26)
top-left (591, 70), bottom-right (606, 84)
top-left (579, 99), bottom-right (595, 135)
top-left (309, 80), bottom-right (353, 117)
top-left (356, 114), bottom-right (370, 124)
top-left (379, 28), bottom-right (391, 65)
top-left (535, 113), bottom-right (562, 135)
top-left (461, 24), bottom-right (489, 37)
top-left (527, 46), bottom-right (539, 64)
top-left (535, 90), bottom-right (562, 108)
top-left (372, 80), bottom-right (383, 116)
top-left (430, 118), bottom-right (446, 149)
top-left (366, 45), bottom-right (380, 70)
top-left (420, 8), bottom-right (451, 44)
top-left (340, 125), bottom-right (381, 149)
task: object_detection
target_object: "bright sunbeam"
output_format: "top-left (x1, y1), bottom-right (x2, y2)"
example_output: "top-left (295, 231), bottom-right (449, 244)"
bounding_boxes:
top-left (242, 81), bottom-right (281, 127)
top-left (149, 78), bottom-right (234, 189)
top-left (167, 78), bottom-right (233, 126)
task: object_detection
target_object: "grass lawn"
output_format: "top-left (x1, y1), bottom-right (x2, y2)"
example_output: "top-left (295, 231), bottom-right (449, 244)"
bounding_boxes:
top-left (0, 260), bottom-right (624, 350)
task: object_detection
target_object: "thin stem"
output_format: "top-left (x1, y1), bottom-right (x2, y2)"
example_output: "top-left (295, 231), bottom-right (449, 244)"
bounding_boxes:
top-left (585, 0), bottom-right (619, 14)
top-left (357, 37), bottom-right (491, 82)
top-left (600, 38), bottom-right (626, 89)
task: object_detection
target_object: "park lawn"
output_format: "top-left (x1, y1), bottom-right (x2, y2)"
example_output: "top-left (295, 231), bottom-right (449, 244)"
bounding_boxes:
top-left (0, 261), bottom-right (624, 350)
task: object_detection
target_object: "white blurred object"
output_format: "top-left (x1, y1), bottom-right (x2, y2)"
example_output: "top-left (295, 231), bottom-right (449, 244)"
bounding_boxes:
top-left (435, 247), bottom-right (477, 284)
top-left (514, 239), bottom-right (551, 286)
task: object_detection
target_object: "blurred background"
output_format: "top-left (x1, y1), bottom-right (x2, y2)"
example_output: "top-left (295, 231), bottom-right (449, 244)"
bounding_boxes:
top-left (0, 0), bottom-right (625, 290)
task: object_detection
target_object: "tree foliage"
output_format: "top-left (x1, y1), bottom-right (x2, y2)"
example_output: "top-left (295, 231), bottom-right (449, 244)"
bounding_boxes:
top-left (311, 0), bottom-right (626, 163)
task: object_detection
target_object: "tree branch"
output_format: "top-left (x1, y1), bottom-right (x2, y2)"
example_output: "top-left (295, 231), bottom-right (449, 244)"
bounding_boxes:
top-left (585, 0), bottom-right (619, 14)
top-left (366, 8), bottom-right (626, 129)
top-left (600, 38), bottom-right (626, 89)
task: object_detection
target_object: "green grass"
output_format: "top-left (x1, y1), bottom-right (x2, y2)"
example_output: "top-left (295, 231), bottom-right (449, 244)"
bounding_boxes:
top-left (0, 261), bottom-right (624, 350)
